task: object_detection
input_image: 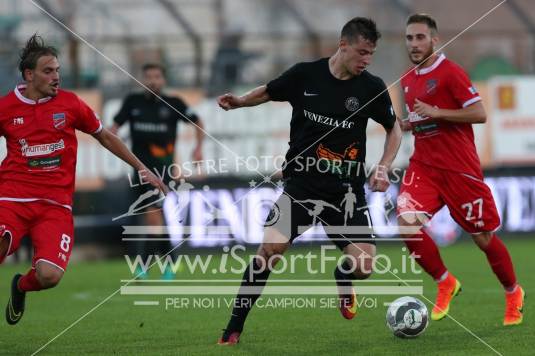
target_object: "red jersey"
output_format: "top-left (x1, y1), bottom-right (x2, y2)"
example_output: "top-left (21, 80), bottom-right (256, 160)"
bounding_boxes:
top-left (401, 54), bottom-right (483, 178)
top-left (0, 85), bottom-right (102, 209)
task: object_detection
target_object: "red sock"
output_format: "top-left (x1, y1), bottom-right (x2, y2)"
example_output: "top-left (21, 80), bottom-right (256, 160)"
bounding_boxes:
top-left (18, 269), bottom-right (42, 292)
top-left (480, 234), bottom-right (517, 290)
top-left (404, 229), bottom-right (447, 281)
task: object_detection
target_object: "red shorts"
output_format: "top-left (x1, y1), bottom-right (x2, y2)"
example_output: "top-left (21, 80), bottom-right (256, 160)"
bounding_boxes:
top-left (0, 200), bottom-right (74, 271)
top-left (396, 161), bottom-right (501, 234)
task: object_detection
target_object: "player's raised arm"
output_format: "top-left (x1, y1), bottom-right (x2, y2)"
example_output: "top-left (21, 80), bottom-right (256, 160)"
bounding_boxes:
top-left (379, 119), bottom-right (402, 169)
top-left (191, 118), bottom-right (205, 161)
top-left (369, 120), bottom-right (402, 192)
top-left (92, 128), bottom-right (167, 194)
top-left (217, 85), bottom-right (270, 110)
top-left (367, 79), bottom-right (402, 192)
top-left (413, 98), bottom-right (486, 124)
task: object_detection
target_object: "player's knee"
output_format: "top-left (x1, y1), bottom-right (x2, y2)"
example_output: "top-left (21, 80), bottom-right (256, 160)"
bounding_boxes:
top-left (257, 243), bottom-right (287, 269)
top-left (397, 215), bottom-right (424, 239)
top-left (257, 245), bottom-right (271, 260)
top-left (37, 271), bottom-right (62, 288)
top-left (255, 250), bottom-right (269, 268)
top-left (354, 270), bottom-right (372, 280)
top-left (472, 232), bottom-right (492, 250)
top-left (258, 244), bottom-right (281, 260)
top-left (36, 267), bottom-right (64, 289)
top-left (352, 258), bottom-right (374, 280)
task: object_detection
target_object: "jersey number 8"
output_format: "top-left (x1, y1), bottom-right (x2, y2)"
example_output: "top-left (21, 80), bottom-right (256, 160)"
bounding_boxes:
top-left (60, 233), bottom-right (71, 253)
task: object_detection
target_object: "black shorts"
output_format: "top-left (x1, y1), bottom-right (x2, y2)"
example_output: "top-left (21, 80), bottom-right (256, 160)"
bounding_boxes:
top-left (264, 178), bottom-right (375, 250)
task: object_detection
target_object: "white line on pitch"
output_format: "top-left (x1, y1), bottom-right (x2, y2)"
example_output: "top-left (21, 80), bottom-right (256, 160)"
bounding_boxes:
top-left (133, 300), bottom-right (160, 306)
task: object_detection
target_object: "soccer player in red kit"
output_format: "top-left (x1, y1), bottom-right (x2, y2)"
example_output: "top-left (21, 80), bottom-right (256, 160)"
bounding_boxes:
top-left (0, 34), bottom-right (166, 325)
top-left (397, 14), bottom-right (524, 326)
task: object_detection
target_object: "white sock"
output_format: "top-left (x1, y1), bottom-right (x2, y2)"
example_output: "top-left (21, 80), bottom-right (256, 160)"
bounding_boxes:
top-left (436, 271), bottom-right (449, 283)
top-left (505, 284), bottom-right (518, 294)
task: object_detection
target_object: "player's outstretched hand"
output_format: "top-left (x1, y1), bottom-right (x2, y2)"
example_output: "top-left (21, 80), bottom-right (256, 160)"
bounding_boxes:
top-left (143, 169), bottom-right (169, 195)
top-left (369, 165), bottom-right (390, 192)
top-left (217, 93), bottom-right (243, 111)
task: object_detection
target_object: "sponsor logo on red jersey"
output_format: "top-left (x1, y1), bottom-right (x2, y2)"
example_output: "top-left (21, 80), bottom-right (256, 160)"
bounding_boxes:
top-left (19, 138), bottom-right (65, 157)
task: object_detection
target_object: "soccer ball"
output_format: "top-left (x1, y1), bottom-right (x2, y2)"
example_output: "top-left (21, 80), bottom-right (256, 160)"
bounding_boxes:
top-left (386, 296), bottom-right (429, 338)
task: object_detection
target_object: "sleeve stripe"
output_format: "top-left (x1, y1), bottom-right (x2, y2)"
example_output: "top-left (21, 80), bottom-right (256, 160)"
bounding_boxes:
top-left (92, 121), bottom-right (103, 135)
top-left (462, 96), bottom-right (481, 108)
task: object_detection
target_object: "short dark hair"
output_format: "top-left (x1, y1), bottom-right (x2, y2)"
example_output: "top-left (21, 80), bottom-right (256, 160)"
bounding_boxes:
top-left (19, 34), bottom-right (58, 81)
top-left (406, 13), bottom-right (438, 34)
top-left (341, 17), bottom-right (381, 44)
top-left (142, 63), bottom-right (166, 77)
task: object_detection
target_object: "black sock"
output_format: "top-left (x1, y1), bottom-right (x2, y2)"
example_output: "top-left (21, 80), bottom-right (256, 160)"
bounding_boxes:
top-left (334, 260), bottom-right (356, 297)
top-left (157, 235), bottom-right (176, 259)
top-left (226, 258), bottom-right (271, 332)
top-left (165, 238), bottom-right (177, 260)
top-left (136, 236), bottom-right (149, 270)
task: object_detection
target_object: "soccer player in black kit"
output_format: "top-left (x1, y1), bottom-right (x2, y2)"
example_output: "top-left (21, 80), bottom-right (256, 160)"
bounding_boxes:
top-left (111, 63), bottom-right (205, 279)
top-left (217, 18), bottom-right (401, 344)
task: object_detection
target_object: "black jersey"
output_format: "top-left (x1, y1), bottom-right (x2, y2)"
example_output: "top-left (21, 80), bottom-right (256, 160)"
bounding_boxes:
top-left (266, 58), bottom-right (395, 195)
top-left (113, 93), bottom-right (198, 173)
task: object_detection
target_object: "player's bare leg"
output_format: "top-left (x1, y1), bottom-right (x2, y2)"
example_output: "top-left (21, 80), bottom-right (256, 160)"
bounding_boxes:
top-left (6, 255), bottom-right (65, 325)
top-left (334, 243), bottom-right (375, 319)
top-left (144, 206), bottom-right (174, 279)
top-left (398, 213), bottom-right (461, 321)
top-left (35, 260), bottom-right (64, 289)
top-left (145, 206), bottom-right (164, 233)
top-left (471, 231), bottom-right (524, 325)
top-left (471, 231), bottom-right (492, 249)
top-left (219, 227), bottom-right (290, 345)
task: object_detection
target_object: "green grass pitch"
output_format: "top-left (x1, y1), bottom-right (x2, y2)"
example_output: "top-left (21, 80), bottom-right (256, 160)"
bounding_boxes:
top-left (0, 236), bottom-right (532, 355)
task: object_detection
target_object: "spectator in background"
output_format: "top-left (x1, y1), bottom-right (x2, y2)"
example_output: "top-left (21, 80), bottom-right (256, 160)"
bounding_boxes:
top-left (111, 63), bottom-right (205, 280)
